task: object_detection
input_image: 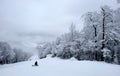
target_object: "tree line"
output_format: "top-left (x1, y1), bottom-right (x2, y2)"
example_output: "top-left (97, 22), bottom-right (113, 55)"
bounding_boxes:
top-left (37, 6), bottom-right (120, 64)
top-left (0, 42), bottom-right (32, 64)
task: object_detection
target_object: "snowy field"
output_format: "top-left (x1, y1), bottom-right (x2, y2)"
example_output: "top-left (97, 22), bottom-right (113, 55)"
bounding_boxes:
top-left (0, 56), bottom-right (120, 76)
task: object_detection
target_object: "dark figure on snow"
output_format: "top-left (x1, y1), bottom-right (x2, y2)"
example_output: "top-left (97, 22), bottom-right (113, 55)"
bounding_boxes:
top-left (34, 61), bottom-right (38, 66)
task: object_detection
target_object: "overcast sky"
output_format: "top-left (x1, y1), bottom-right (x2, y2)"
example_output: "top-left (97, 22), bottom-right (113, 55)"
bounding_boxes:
top-left (0, 0), bottom-right (119, 51)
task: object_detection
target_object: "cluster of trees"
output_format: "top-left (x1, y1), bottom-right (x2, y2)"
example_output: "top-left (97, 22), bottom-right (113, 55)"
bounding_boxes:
top-left (37, 43), bottom-right (52, 59)
top-left (0, 42), bottom-right (32, 64)
top-left (37, 6), bottom-right (120, 64)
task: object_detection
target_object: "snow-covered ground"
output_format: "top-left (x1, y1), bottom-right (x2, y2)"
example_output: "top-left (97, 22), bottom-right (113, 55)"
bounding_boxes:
top-left (0, 55), bottom-right (120, 76)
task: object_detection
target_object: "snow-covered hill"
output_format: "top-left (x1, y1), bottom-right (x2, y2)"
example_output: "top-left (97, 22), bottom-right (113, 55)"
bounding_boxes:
top-left (0, 56), bottom-right (120, 76)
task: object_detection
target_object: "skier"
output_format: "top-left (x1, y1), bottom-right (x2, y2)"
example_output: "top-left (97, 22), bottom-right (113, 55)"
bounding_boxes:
top-left (32, 61), bottom-right (38, 66)
top-left (35, 61), bottom-right (38, 66)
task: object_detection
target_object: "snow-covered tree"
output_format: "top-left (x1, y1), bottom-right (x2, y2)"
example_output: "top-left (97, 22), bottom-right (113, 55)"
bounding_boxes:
top-left (69, 23), bottom-right (78, 41)
top-left (101, 48), bottom-right (112, 63)
top-left (0, 41), bottom-right (32, 64)
top-left (81, 5), bottom-right (120, 62)
top-left (114, 45), bottom-right (120, 64)
top-left (37, 42), bottom-right (52, 59)
top-left (100, 6), bottom-right (113, 49)
top-left (0, 42), bottom-right (15, 64)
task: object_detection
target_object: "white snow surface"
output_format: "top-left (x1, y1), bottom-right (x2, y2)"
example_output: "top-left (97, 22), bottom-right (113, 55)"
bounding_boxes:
top-left (0, 55), bottom-right (120, 76)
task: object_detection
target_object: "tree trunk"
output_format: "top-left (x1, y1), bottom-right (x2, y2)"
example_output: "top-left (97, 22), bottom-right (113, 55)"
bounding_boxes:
top-left (93, 25), bottom-right (97, 48)
top-left (101, 8), bottom-right (105, 49)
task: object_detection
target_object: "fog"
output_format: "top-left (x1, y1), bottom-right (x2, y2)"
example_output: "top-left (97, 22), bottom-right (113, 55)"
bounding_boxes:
top-left (0, 0), bottom-right (119, 52)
